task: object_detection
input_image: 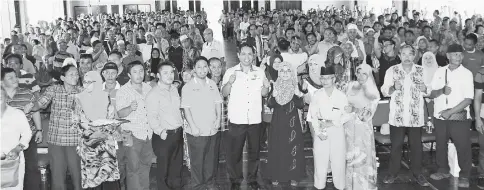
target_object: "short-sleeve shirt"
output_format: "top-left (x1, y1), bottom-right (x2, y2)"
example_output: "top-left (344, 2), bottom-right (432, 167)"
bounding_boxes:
top-left (6, 87), bottom-right (36, 131)
top-left (115, 81), bottom-right (153, 140)
top-left (201, 40), bottom-right (224, 60)
top-left (431, 65), bottom-right (474, 119)
top-left (222, 64), bottom-right (265, 125)
top-left (181, 78), bottom-right (222, 136)
top-left (474, 68), bottom-right (484, 118)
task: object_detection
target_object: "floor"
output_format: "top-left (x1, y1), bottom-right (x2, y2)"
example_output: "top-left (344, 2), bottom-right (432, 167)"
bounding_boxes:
top-left (41, 39), bottom-right (484, 190)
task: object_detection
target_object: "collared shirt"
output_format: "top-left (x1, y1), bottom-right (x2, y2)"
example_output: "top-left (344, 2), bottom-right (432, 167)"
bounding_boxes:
top-left (432, 65), bottom-right (474, 119)
top-left (317, 40), bottom-right (336, 63)
top-left (116, 81), bottom-right (153, 140)
top-left (138, 43), bottom-right (155, 63)
top-left (37, 84), bottom-right (83, 146)
top-left (181, 78), bottom-right (222, 136)
top-left (67, 42), bottom-right (80, 61)
top-left (381, 64), bottom-right (430, 127)
top-left (146, 83), bottom-right (183, 136)
top-left (306, 88), bottom-right (351, 135)
top-left (1, 106), bottom-right (32, 153)
top-left (378, 55), bottom-right (401, 85)
top-left (201, 40), bottom-right (224, 59)
top-left (6, 87), bottom-right (36, 131)
top-left (222, 64), bottom-right (265, 124)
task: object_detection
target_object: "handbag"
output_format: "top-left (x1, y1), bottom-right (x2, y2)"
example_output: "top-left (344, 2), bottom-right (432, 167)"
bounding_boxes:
top-left (1, 158), bottom-right (20, 188)
top-left (444, 70), bottom-right (469, 121)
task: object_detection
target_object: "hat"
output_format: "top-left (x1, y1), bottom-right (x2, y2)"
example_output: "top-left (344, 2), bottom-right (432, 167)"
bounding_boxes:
top-left (62, 57), bottom-right (77, 68)
top-left (145, 32), bottom-right (154, 38)
top-left (320, 66), bottom-right (335, 76)
top-left (101, 62), bottom-right (118, 73)
top-left (447, 44), bottom-right (464, 53)
top-left (90, 37), bottom-right (99, 44)
top-left (347, 23), bottom-right (358, 31)
top-left (365, 28), bottom-right (375, 34)
top-left (180, 35), bottom-right (188, 41)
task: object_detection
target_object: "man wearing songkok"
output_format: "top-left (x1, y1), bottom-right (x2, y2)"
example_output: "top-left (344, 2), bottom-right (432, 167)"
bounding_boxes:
top-left (306, 66), bottom-right (351, 190)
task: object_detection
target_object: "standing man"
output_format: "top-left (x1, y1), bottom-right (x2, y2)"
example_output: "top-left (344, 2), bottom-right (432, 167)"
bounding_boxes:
top-left (374, 38), bottom-right (400, 88)
top-left (380, 45), bottom-right (431, 186)
top-left (1, 67), bottom-right (42, 190)
top-left (182, 57), bottom-right (222, 190)
top-left (146, 61), bottom-right (184, 190)
top-left (429, 44), bottom-right (474, 188)
top-left (306, 66), bottom-right (351, 190)
top-left (116, 61), bottom-right (154, 190)
top-left (222, 43), bottom-right (271, 190)
top-left (462, 34), bottom-right (484, 77)
top-left (474, 59), bottom-right (484, 189)
top-left (201, 28), bottom-right (225, 62)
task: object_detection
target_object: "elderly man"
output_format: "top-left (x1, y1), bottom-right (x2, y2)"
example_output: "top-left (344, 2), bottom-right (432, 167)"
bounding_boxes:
top-left (347, 23), bottom-right (366, 64)
top-left (380, 45), bottom-right (431, 186)
top-left (430, 44), bottom-right (474, 188)
top-left (201, 28), bottom-right (225, 62)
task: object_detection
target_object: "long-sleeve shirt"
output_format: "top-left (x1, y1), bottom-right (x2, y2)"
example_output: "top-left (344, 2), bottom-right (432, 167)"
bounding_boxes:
top-left (145, 84), bottom-right (183, 136)
top-left (37, 84), bottom-right (83, 146)
top-left (1, 106), bottom-right (32, 154)
top-left (115, 81), bottom-right (153, 140)
top-left (306, 88), bottom-right (352, 136)
top-left (381, 64), bottom-right (430, 127)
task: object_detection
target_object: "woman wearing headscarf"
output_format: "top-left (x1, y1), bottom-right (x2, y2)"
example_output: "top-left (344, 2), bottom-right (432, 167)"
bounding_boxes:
top-left (266, 62), bottom-right (305, 187)
top-left (344, 64), bottom-right (380, 190)
top-left (414, 36), bottom-right (429, 63)
top-left (300, 54), bottom-right (324, 104)
top-left (325, 46), bottom-right (352, 92)
top-left (145, 48), bottom-right (164, 82)
top-left (74, 71), bottom-right (120, 190)
top-left (421, 52), bottom-right (439, 86)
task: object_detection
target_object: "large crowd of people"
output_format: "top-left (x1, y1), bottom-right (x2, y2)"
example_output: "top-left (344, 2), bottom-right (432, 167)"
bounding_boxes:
top-left (1, 3), bottom-right (484, 190)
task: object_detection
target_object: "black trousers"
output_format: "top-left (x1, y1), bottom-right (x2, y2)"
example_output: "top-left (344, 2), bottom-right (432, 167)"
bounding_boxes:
top-left (478, 118), bottom-right (484, 176)
top-left (434, 119), bottom-right (472, 178)
top-left (84, 181), bottom-right (120, 190)
top-left (186, 133), bottom-right (219, 190)
top-left (48, 144), bottom-right (82, 190)
top-left (24, 137), bottom-right (41, 190)
top-left (224, 122), bottom-right (261, 184)
top-left (152, 128), bottom-right (184, 190)
top-left (388, 126), bottom-right (423, 175)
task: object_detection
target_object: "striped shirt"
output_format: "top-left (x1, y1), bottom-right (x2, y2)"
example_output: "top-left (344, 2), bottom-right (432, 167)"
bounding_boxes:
top-left (6, 88), bottom-right (36, 131)
top-left (37, 84), bottom-right (83, 146)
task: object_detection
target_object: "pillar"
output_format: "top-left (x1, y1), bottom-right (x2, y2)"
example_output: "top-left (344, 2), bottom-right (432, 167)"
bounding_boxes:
top-left (270, 0), bottom-right (275, 11)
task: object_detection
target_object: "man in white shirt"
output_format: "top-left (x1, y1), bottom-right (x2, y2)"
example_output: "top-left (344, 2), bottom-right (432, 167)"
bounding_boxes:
top-left (317, 28), bottom-right (337, 63)
top-left (238, 15), bottom-right (250, 42)
top-left (284, 36), bottom-right (308, 81)
top-left (347, 23), bottom-right (366, 64)
top-left (307, 66), bottom-right (351, 190)
top-left (138, 32), bottom-right (156, 62)
top-left (221, 43), bottom-right (270, 190)
top-left (201, 28), bottom-right (225, 62)
top-left (429, 44), bottom-right (473, 188)
top-left (63, 33), bottom-right (80, 61)
top-left (380, 45), bottom-right (430, 186)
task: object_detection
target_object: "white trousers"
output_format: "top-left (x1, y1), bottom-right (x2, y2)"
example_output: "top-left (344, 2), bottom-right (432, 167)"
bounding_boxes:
top-left (312, 126), bottom-right (346, 190)
top-left (3, 152), bottom-right (25, 190)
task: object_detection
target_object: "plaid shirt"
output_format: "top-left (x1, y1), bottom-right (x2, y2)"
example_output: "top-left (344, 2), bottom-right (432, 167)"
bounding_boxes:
top-left (6, 87), bottom-right (36, 132)
top-left (37, 84), bottom-right (83, 146)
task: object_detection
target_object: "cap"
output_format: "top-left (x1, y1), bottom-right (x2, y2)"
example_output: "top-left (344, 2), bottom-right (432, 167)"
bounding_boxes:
top-left (101, 62), bottom-right (118, 73)
top-left (62, 57), bottom-right (77, 68)
top-left (145, 32), bottom-right (154, 38)
top-left (320, 66), bottom-right (335, 76)
top-left (347, 23), bottom-right (358, 31)
top-left (180, 35), bottom-right (188, 41)
top-left (447, 44), bottom-right (464, 53)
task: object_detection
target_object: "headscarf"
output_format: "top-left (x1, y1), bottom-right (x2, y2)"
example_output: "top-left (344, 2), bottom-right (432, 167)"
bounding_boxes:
top-left (150, 48), bottom-right (162, 75)
top-left (355, 64), bottom-right (380, 101)
top-left (274, 61), bottom-right (296, 105)
top-left (421, 52), bottom-right (438, 85)
top-left (77, 71), bottom-right (110, 121)
top-left (414, 36), bottom-right (428, 50)
top-left (266, 54), bottom-right (283, 82)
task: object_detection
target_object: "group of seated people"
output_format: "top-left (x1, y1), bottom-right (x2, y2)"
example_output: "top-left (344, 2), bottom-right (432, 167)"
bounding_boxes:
top-left (2, 3), bottom-right (484, 190)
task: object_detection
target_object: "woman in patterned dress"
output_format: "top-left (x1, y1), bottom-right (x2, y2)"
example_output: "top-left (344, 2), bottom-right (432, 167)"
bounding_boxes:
top-left (266, 62), bottom-right (305, 187)
top-left (74, 71), bottom-right (120, 190)
top-left (344, 64), bottom-right (380, 190)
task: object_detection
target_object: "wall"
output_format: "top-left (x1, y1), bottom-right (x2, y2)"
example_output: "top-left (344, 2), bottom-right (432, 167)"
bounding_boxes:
top-left (0, 0), bottom-right (15, 38)
top-left (66, 0), bottom-right (156, 18)
top-left (302, 0), bottom-right (353, 13)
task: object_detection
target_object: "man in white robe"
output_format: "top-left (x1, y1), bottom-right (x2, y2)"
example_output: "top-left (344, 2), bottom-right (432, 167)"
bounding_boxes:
top-left (307, 66), bottom-right (352, 190)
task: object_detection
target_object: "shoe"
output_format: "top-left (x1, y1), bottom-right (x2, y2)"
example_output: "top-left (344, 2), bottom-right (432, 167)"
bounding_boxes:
top-left (430, 172), bottom-right (451, 180)
top-left (271, 181), bottom-right (279, 186)
top-left (458, 177), bottom-right (470, 188)
top-left (290, 180), bottom-right (298, 186)
top-left (248, 182), bottom-right (260, 190)
top-left (478, 177), bottom-right (484, 189)
top-left (383, 174), bottom-right (396, 184)
top-left (230, 183), bottom-right (241, 190)
top-left (414, 174), bottom-right (430, 186)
